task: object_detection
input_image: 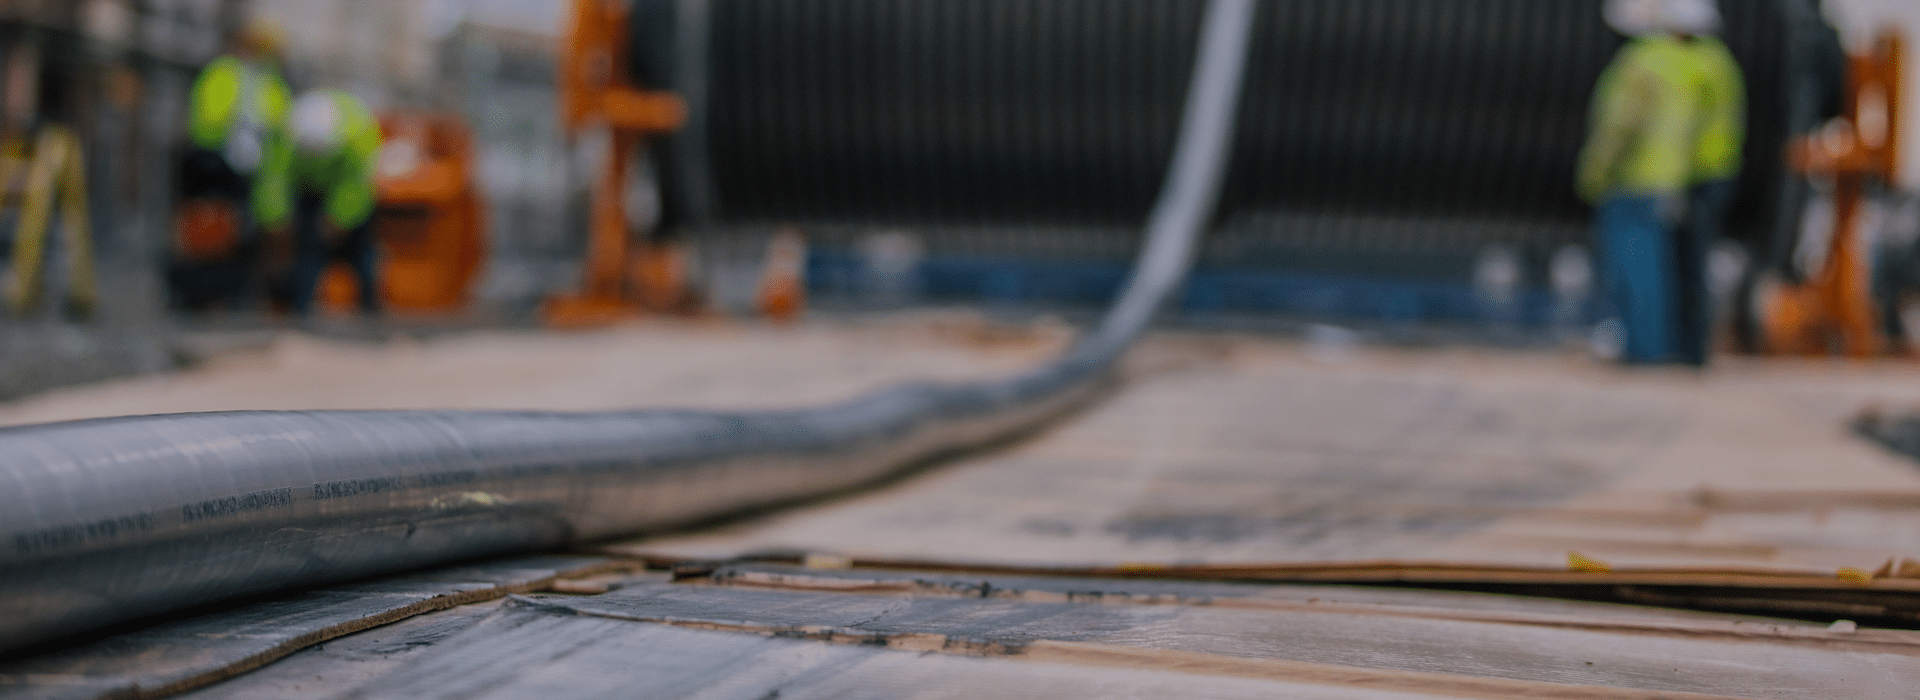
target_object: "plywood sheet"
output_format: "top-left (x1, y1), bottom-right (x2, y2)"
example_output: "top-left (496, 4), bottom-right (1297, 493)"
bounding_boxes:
top-left (171, 600), bottom-right (505, 700)
top-left (0, 556), bottom-right (626, 700)
top-left (174, 567), bottom-right (1913, 700)
top-left (501, 579), bottom-right (1917, 699)
top-left (697, 563), bottom-right (1884, 630)
top-left (319, 610), bottom-right (1467, 700)
top-left (621, 341), bottom-right (1920, 580)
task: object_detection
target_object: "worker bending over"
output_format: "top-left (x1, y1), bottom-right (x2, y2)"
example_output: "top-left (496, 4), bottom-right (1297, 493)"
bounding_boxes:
top-left (287, 90), bottom-right (382, 316)
top-left (1578, 0), bottom-right (1739, 363)
top-left (185, 19), bottom-right (292, 304)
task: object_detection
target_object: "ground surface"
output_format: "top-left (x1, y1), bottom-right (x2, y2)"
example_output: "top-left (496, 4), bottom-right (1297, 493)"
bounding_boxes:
top-left (10, 314), bottom-right (1920, 573)
top-left (0, 313), bottom-right (1069, 423)
top-left (6, 316), bottom-right (1920, 698)
top-left (616, 324), bottom-right (1920, 576)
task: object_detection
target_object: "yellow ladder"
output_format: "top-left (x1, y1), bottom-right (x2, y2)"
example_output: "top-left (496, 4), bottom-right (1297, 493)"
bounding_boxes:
top-left (2, 124), bottom-right (96, 318)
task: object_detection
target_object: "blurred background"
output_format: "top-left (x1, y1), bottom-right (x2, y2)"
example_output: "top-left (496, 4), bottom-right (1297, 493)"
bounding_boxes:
top-left (13, 5), bottom-right (1920, 694)
top-left (0, 0), bottom-right (1914, 397)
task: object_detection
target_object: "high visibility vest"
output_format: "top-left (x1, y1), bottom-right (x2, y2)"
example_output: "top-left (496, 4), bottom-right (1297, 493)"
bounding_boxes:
top-left (1577, 36), bottom-right (1699, 201)
top-left (189, 56), bottom-right (293, 227)
top-left (1687, 36), bottom-right (1745, 184)
top-left (291, 90), bottom-right (382, 231)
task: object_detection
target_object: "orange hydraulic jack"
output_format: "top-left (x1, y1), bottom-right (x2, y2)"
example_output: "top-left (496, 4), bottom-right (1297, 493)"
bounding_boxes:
top-left (1757, 31), bottom-right (1903, 357)
top-left (543, 0), bottom-right (689, 327)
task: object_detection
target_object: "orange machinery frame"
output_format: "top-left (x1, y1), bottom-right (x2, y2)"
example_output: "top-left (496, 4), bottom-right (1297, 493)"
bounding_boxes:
top-left (319, 111), bottom-right (487, 315)
top-left (1758, 31), bottom-right (1903, 356)
top-left (543, 0), bottom-right (688, 327)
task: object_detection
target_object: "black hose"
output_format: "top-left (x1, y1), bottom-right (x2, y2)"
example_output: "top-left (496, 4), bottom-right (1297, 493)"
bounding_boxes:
top-left (0, 0), bottom-right (1258, 653)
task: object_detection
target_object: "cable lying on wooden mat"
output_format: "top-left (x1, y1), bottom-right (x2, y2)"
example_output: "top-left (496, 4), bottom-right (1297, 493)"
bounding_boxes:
top-left (0, 0), bottom-right (1257, 655)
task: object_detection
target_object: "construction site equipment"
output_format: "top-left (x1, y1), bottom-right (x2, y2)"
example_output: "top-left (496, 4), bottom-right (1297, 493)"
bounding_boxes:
top-left (318, 112), bottom-right (487, 315)
top-left (1753, 31), bottom-right (1904, 356)
top-left (171, 198), bottom-right (241, 262)
top-left (0, 0), bottom-right (1257, 653)
top-left (664, 0), bottom-right (1832, 324)
top-left (542, 0), bottom-right (689, 327)
top-left (3, 124), bottom-right (96, 318)
top-left (167, 146), bottom-right (259, 311)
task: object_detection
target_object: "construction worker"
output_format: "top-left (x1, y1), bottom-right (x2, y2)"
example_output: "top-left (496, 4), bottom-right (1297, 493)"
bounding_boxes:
top-left (1672, 0), bottom-right (1744, 366)
top-left (287, 89), bottom-right (382, 316)
top-left (183, 18), bottom-right (292, 307)
top-left (1577, 0), bottom-right (1713, 363)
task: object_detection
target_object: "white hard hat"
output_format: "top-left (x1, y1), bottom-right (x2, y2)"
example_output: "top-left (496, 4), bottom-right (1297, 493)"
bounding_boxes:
top-left (291, 91), bottom-right (343, 157)
top-left (1659, 0), bottom-right (1721, 35)
top-left (1604, 0), bottom-right (1664, 36)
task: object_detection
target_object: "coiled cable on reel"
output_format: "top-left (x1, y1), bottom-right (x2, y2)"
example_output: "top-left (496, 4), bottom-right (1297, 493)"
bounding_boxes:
top-left (690, 0), bottom-right (1817, 271)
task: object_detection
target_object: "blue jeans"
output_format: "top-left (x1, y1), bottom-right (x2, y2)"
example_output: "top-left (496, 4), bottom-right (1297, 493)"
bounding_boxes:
top-left (1675, 179), bottom-right (1736, 366)
top-left (1597, 194), bottom-right (1676, 363)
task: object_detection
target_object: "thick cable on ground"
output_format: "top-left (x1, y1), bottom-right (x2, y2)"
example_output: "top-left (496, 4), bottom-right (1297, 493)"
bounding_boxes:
top-left (0, 0), bottom-right (1257, 653)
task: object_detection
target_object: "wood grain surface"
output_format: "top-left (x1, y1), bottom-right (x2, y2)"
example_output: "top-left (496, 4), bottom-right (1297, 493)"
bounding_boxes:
top-left (161, 566), bottom-right (1920, 700)
top-left (8, 323), bottom-right (1920, 697)
top-left (616, 337), bottom-right (1920, 580)
top-left (0, 556), bottom-right (628, 700)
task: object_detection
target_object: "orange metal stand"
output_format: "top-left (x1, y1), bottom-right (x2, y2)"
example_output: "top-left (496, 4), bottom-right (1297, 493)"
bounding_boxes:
top-left (1758, 32), bottom-right (1903, 357)
top-left (542, 0), bottom-right (689, 327)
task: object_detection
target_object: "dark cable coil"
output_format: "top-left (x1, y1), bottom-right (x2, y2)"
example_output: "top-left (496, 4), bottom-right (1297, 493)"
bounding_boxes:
top-left (688, 0), bottom-right (1826, 270)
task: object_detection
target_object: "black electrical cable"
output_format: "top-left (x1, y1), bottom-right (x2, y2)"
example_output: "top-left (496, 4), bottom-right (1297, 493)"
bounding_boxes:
top-left (0, 0), bottom-right (1259, 655)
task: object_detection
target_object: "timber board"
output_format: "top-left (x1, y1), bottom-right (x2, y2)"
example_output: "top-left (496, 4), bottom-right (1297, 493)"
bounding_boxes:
top-left (0, 556), bottom-right (626, 700)
top-left (500, 581), bottom-right (1917, 698)
top-left (623, 342), bottom-right (1920, 581)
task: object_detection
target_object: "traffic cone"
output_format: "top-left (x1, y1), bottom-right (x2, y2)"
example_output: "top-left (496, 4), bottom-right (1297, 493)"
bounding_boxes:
top-left (757, 228), bottom-right (806, 324)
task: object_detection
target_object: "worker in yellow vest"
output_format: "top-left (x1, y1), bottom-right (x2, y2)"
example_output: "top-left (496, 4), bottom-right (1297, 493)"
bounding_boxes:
top-left (1, 34), bottom-right (98, 318)
top-left (1577, 0), bottom-right (1732, 363)
top-left (286, 90), bottom-right (382, 316)
top-left (184, 19), bottom-right (292, 308)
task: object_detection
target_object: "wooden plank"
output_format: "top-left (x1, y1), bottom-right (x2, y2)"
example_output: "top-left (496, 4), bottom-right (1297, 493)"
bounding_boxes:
top-left (499, 581), bottom-right (1919, 699)
top-left (699, 563), bottom-right (1844, 622)
top-left (693, 564), bottom-right (1920, 651)
top-left (146, 565), bottom-right (1917, 699)
top-left (229, 600), bottom-right (1763, 700)
top-left (314, 608), bottom-right (1484, 700)
top-left (0, 556), bottom-right (629, 700)
top-left (171, 600), bottom-right (506, 700)
top-left (621, 341), bottom-right (1920, 580)
top-left (634, 549), bottom-right (1920, 590)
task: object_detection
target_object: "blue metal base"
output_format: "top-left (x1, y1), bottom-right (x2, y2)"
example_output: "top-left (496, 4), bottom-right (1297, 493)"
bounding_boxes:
top-left (809, 250), bottom-right (1592, 327)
